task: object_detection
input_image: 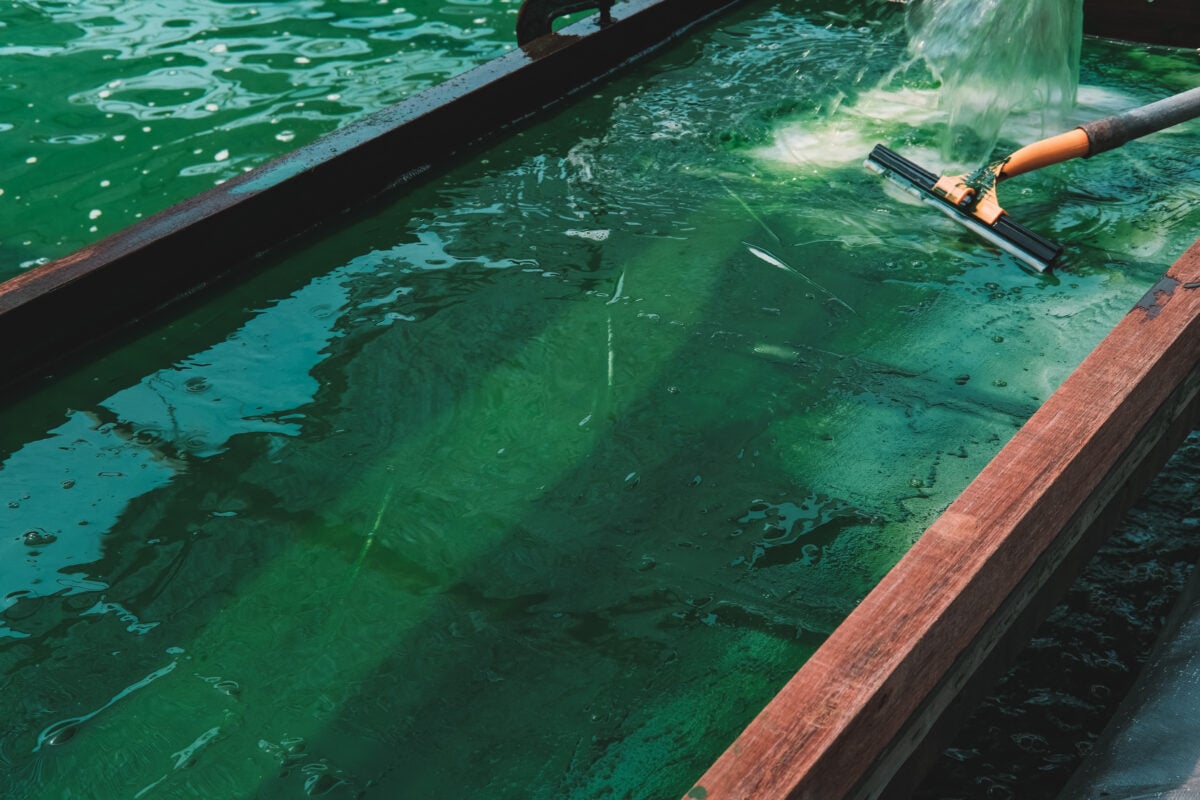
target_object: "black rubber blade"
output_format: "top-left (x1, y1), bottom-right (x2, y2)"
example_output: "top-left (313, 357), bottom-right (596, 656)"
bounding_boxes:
top-left (866, 144), bottom-right (1063, 273)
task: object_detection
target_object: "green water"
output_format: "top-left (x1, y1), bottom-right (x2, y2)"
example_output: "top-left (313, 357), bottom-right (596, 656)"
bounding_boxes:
top-left (0, 0), bottom-right (518, 275)
top-left (2, 0), bottom-right (1200, 797)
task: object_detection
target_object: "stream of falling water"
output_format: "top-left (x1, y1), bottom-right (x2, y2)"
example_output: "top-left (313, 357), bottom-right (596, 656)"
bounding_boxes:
top-left (904, 0), bottom-right (1084, 161)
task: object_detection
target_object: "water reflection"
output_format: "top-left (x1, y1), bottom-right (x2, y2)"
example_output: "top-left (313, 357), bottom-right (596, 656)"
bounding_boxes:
top-left (0, 228), bottom-right (522, 619)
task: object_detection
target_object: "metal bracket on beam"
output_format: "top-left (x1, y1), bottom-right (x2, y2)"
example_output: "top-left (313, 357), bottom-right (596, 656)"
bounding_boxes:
top-left (517, 0), bottom-right (614, 45)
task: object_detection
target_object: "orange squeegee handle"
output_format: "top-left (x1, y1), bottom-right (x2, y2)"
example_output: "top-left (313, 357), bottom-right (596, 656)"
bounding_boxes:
top-left (999, 84), bottom-right (1200, 182)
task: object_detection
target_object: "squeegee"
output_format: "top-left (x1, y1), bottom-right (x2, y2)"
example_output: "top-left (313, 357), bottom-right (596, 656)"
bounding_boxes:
top-left (866, 85), bottom-right (1200, 272)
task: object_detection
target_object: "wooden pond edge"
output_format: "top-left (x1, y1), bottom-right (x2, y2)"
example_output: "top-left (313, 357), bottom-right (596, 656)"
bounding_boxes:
top-left (1082, 0), bottom-right (1200, 48)
top-left (0, 0), bottom-right (747, 394)
top-left (686, 237), bottom-right (1200, 799)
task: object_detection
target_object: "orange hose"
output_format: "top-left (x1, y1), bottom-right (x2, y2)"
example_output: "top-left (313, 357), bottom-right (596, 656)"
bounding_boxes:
top-left (998, 128), bottom-right (1091, 181)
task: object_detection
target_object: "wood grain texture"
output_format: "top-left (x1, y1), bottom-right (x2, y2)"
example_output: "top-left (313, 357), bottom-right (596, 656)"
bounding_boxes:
top-left (687, 238), bottom-right (1200, 800)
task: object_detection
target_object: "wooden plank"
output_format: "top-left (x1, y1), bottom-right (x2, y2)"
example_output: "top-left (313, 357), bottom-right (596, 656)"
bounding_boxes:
top-left (0, 0), bottom-right (744, 393)
top-left (685, 236), bottom-right (1200, 800)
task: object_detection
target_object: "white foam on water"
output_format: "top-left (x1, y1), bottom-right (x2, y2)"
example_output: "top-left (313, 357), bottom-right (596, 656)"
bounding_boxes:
top-left (752, 87), bottom-right (954, 172)
top-left (754, 80), bottom-right (1148, 180)
top-left (565, 228), bottom-right (610, 242)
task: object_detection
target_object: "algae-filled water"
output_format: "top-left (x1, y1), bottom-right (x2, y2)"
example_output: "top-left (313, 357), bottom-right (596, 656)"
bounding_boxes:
top-left (2, 0), bottom-right (1200, 797)
top-left (0, 0), bottom-right (518, 276)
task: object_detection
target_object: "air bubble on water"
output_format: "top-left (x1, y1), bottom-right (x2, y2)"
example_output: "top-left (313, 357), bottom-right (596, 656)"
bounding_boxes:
top-left (45, 722), bottom-right (79, 746)
top-left (23, 529), bottom-right (57, 546)
top-left (304, 771), bottom-right (342, 797)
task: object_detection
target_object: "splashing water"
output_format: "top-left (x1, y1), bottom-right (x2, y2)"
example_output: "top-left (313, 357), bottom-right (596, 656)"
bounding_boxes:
top-left (905, 0), bottom-right (1083, 160)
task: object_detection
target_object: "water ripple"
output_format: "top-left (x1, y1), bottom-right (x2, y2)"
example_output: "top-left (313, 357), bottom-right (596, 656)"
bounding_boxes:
top-left (0, 0), bottom-right (517, 275)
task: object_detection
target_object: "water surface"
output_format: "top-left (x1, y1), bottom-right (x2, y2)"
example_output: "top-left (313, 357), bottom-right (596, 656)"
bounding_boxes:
top-left (1, 1), bottom-right (1199, 797)
top-left (0, 0), bottom-right (518, 275)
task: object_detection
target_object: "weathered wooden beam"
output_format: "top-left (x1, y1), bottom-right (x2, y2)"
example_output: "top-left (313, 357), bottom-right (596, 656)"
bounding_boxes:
top-left (686, 236), bottom-right (1200, 800)
top-left (0, 0), bottom-right (745, 392)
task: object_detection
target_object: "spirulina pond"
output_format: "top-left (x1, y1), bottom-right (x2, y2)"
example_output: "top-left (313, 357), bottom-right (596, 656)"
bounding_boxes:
top-left (3, 0), bottom-right (1200, 797)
